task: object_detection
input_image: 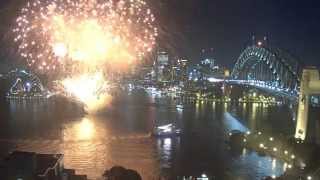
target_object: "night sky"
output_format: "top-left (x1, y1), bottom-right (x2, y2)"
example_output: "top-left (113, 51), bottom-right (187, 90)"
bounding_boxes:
top-left (154, 0), bottom-right (320, 68)
top-left (1, 0), bottom-right (320, 69)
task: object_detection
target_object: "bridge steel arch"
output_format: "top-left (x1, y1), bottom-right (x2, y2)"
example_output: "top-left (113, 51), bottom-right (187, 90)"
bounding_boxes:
top-left (231, 45), bottom-right (302, 94)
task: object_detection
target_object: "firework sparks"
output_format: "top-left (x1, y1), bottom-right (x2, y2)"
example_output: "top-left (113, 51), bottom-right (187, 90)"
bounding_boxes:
top-left (14, 0), bottom-right (157, 71)
top-left (14, 0), bottom-right (157, 112)
top-left (61, 71), bottom-right (112, 112)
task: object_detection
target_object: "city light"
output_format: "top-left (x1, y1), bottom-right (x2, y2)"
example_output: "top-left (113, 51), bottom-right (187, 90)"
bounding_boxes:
top-left (0, 0), bottom-right (319, 180)
top-left (259, 143), bottom-right (264, 148)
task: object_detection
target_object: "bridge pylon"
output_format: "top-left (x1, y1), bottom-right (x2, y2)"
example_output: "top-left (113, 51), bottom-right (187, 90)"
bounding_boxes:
top-left (295, 68), bottom-right (320, 140)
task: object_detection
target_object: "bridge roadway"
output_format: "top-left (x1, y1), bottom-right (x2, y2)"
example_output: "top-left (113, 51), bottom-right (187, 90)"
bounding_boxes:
top-left (207, 77), bottom-right (298, 100)
top-left (226, 79), bottom-right (297, 98)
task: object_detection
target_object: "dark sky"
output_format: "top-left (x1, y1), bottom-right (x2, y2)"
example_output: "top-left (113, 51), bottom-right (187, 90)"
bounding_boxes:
top-left (154, 0), bottom-right (320, 68)
top-left (1, 0), bottom-right (320, 69)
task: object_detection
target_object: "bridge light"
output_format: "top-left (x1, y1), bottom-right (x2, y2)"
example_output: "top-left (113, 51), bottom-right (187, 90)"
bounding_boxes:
top-left (257, 41), bottom-right (263, 46)
top-left (259, 143), bottom-right (264, 148)
top-left (201, 173), bottom-right (207, 178)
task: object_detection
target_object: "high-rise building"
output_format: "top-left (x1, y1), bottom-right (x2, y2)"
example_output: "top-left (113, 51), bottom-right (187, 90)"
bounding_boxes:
top-left (155, 51), bottom-right (169, 82)
top-left (168, 58), bottom-right (189, 85)
top-left (188, 48), bottom-right (226, 82)
top-left (200, 48), bottom-right (218, 70)
top-left (201, 58), bottom-right (216, 69)
top-left (176, 59), bottom-right (188, 84)
top-left (157, 51), bottom-right (169, 66)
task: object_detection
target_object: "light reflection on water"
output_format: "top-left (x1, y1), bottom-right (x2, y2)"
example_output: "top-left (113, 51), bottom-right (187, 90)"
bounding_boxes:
top-left (230, 150), bottom-right (284, 179)
top-left (0, 93), bottom-right (296, 179)
top-left (74, 118), bottom-right (95, 141)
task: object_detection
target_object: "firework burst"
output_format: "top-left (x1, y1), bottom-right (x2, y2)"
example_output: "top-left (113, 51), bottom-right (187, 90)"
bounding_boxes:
top-left (14, 0), bottom-right (158, 112)
top-left (14, 0), bottom-right (158, 72)
top-left (60, 71), bottom-right (112, 112)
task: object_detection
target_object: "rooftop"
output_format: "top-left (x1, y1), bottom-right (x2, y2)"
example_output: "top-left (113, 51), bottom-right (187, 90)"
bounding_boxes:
top-left (2, 151), bottom-right (63, 177)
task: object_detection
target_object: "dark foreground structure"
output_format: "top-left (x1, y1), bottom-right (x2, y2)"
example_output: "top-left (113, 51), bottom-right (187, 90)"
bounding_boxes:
top-left (0, 151), bottom-right (87, 180)
top-left (103, 166), bottom-right (142, 180)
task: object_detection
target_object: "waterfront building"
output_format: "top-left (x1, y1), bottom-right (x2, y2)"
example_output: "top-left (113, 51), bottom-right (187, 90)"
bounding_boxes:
top-left (200, 58), bottom-right (216, 69)
top-left (4, 69), bottom-right (46, 98)
top-left (0, 151), bottom-right (87, 180)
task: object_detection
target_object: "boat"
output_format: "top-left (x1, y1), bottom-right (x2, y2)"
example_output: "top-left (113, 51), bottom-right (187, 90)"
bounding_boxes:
top-left (176, 104), bottom-right (184, 110)
top-left (152, 123), bottom-right (181, 137)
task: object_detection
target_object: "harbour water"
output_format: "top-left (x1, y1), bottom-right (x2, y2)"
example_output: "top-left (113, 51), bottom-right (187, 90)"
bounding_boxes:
top-left (0, 90), bottom-right (296, 179)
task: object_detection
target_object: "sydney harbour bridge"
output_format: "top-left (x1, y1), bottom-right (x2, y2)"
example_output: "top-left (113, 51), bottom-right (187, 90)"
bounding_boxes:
top-left (1, 42), bottom-right (320, 142)
top-left (230, 42), bottom-right (320, 141)
top-left (231, 44), bottom-right (301, 97)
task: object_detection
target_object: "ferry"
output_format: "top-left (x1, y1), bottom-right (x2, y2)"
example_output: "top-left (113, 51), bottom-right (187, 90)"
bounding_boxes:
top-left (152, 123), bottom-right (181, 137)
top-left (176, 104), bottom-right (184, 110)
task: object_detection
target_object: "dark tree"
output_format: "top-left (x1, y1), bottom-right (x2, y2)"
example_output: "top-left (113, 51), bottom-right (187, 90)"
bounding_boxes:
top-left (103, 166), bottom-right (142, 180)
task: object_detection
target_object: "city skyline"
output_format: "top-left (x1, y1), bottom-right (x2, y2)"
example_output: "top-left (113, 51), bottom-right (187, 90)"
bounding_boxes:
top-left (0, 1), bottom-right (320, 179)
top-left (1, 0), bottom-right (320, 69)
top-left (153, 0), bottom-right (320, 68)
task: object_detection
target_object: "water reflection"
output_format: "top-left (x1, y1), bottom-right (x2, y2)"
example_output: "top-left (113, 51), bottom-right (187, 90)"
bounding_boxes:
top-left (62, 115), bottom-right (158, 179)
top-left (63, 116), bottom-right (105, 141)
top-left (272, 159), bottom-right (277, 170)
top-left (75, 118), bottom-right (95, 140)
top-left (223, 112), bottom-right (249, 132)
top-left (157, 138), bottom-right (173, 165)
top-left (0, 93), bottom-right (297, 179)
top-left (232, 150), bottom-right (284, 179)
top-left (249, 103), bottom-right (258, 131)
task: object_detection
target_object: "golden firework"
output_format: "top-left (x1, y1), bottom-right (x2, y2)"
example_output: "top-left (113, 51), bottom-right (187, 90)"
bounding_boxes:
top-left (14, 0), bottom-right (157, 72)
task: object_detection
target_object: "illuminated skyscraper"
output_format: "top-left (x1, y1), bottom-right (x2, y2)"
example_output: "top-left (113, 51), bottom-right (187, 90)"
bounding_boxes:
top-left (155, 51), bottom-right (169, 82)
